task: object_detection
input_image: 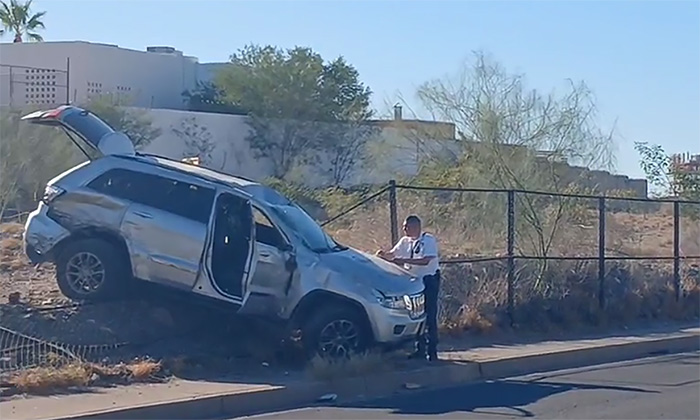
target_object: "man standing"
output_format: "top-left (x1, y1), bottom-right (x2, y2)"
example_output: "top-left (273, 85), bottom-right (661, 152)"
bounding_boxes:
top-left (377, 215), bottom-right (440, 361)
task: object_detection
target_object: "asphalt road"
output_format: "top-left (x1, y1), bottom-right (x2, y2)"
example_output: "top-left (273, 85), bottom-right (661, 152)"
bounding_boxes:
top-left (232, 351), bottom-right (700, 419)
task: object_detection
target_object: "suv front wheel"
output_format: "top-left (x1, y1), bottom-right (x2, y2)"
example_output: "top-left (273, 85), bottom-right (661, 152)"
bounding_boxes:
top-left (303, 305), bottom-right (372, 360)
top-left (55, 238), bottom-right (127, 301)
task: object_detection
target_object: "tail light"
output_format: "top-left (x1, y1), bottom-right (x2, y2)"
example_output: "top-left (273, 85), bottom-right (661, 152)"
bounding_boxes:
top-left (42, 185), bottom-right (65, 205)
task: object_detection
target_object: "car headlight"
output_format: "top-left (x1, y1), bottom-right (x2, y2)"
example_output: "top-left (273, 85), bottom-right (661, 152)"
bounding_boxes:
top-left (374, 289), bottom-right (409, 310)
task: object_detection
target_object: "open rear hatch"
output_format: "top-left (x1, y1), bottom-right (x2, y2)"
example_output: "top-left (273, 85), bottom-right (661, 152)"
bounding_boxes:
top-left (21, 105), bottom-right (136, 160)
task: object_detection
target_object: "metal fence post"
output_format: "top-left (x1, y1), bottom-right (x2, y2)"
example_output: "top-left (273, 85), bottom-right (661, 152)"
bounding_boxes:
top-left (8, 66), bottom-right (14, 105)
top-left (388, 180), bottom-right (398, 246)
top-left (598, 197), bottom-right (606, 309)
top-left (66, 57), bottom-right (71, 105)
top-left (507, 190), bottom-right (515, 325)
top-left (673, 201), bottom-right (681, 301)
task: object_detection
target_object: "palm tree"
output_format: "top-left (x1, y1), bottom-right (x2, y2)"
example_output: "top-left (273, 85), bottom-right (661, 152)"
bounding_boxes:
top-left (0, 0), bottom-right (46, 43)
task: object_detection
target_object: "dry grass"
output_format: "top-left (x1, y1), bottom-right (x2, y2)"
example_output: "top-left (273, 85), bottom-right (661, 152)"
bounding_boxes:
top-left (9, 363), bottom-right (92, 392)
top-left (441, 307), bottom-right (494, 336)
top-left (323, 194), bottom-right (700, 260)
top-left (0, 223), bottom-right (23, 236)
top-left (307, 351), bottom-right (391, 382)
top-left (125, 360), bottom-right (162, 380)
top-left (0, 236), bottom-right (22, 251)
top-left (6, 359), bottom-right (163, 394)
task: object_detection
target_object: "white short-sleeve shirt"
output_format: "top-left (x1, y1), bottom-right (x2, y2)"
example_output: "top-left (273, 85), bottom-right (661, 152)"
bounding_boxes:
top-left (390, 232), bottom-right (440, 278)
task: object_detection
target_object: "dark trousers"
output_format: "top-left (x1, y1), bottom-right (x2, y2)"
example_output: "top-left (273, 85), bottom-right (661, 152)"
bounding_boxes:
top-left (416, 270), bottom-right (440, 357)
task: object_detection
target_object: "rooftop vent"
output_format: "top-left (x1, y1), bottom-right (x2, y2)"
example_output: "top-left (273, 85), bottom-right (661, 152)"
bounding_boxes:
top-left (146, 46), bottom-right (178, 54)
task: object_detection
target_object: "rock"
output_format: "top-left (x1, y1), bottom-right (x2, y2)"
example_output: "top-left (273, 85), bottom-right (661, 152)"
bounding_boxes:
top-left (90, 373), bottom-right (100, 382)
top-left (8, 292), bottom-right (20, 305)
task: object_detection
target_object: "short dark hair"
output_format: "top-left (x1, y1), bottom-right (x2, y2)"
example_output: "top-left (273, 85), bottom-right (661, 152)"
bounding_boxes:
top-left (405, 215), bottom-right (421, 226)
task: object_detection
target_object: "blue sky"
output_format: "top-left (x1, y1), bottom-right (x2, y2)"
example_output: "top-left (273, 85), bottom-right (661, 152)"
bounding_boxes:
top-left (27, 0), bottom-right (700, 178)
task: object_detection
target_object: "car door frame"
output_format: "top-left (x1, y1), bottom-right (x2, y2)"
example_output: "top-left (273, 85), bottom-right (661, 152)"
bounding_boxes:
top-left (194, 187), bottom-right (258, 306)
top-left (238, 204), bottom-right (297, 317)
top-left (110, 168), bottom-right (217, 290)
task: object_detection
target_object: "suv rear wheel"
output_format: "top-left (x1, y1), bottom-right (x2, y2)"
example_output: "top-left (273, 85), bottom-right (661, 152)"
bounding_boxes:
top-left (302, 305), bottom-right (372, 360)
top-left (55, 238), bottom-right (128, 301)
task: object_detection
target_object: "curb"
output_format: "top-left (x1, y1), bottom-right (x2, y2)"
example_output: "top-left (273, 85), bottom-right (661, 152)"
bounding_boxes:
top-left (46, 332), bottom-right (700, 420)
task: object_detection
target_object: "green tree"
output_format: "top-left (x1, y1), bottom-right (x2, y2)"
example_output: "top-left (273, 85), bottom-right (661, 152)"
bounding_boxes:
top-left (398, 51), bottom-right (616, 291)
top-left (182, 81), bottom-right (246, 115)
top-left (216, 44), bottom-right (373, 178)
top-left (0, 0), bottom-right (46, 43)
top-left (635, 142), bottom-right (700, 201)
top-left (83, 94), bottom-right (162, 150)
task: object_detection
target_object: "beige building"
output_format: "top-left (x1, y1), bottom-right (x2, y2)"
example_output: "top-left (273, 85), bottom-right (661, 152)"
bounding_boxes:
top-left (0, 41), bottom-right (213, 109)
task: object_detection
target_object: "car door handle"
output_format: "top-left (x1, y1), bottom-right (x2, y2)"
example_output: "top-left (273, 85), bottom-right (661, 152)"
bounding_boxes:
top-left (259, 251), bottom-right (271, 258)
top-left (133, 211), bottom-right (153, 219)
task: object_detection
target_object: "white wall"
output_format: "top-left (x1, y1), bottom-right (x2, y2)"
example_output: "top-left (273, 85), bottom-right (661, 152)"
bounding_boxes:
top-left (0, 41), bottom-right (199, 109)
top-left (138, 108), bottom-right (444, 187)
top-left (138, 108), bottom-right (648, 196)
top-left (142, 108), bottom-right (275, 181)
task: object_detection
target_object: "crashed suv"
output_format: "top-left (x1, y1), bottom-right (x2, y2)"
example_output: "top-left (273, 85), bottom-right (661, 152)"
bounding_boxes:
top-left (21, 105), bottom-right (426, 359)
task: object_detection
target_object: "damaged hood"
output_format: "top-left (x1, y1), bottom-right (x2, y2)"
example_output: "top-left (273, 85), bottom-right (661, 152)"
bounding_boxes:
top-left (319, 247), bottom-right (424, 296)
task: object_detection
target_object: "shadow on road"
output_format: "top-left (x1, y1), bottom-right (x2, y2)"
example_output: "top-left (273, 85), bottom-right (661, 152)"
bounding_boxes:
top-left (339, 378), bottom-right (657, 417)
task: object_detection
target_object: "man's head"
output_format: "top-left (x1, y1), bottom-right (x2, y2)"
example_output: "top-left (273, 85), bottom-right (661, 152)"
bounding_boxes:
top-left (402, 215), bottom-right (422, 239)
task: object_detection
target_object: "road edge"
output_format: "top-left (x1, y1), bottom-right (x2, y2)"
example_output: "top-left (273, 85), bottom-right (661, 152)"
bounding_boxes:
top-left (45, 331), bottom-right (700, 420)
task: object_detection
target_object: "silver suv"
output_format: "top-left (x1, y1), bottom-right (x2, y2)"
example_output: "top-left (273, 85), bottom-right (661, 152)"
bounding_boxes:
top-left (21, 106), bottom-right (425, 359)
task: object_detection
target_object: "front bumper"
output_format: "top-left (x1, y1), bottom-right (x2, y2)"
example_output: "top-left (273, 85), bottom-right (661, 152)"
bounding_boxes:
top-left (367, 301), bottom-right (426, 345)
top-left (23, 203), bottom-right (70, 264)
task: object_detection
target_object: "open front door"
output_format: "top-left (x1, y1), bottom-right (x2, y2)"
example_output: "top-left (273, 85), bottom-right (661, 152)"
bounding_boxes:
top-left (21, 105), bottom-right (135, 160)
top-left (237, 206), bottom-right (296, 318)
top-left (197, 191), bottom-right (257, 304)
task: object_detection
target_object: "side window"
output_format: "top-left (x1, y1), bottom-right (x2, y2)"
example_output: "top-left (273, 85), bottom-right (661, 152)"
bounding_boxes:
top-left (252, 207), bottom-right (287, 248)
top-left (87, 169), bottom-right (215, 224)
top-left (87, 168), bottom-right (141, 201)
top-left (152, 177), bottom-right (215, 224)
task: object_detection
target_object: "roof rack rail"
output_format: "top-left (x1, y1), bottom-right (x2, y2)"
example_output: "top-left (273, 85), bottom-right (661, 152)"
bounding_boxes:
top-left (138, 152), bottom-right (259, 183)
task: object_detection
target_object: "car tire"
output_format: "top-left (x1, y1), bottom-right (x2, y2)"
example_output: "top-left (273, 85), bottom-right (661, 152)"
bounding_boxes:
top-left (55, 238), bottom-right (129, 301)
top-left (302, 305), bottom-right (372, 360)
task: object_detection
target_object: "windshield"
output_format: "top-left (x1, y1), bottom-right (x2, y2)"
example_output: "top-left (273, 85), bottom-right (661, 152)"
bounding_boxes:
top-left (269, 204), bottom-right (344, 253)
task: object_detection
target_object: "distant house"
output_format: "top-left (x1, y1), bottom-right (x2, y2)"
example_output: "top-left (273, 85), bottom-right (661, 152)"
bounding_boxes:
top-left (671, 153), bottom-right (700, 195)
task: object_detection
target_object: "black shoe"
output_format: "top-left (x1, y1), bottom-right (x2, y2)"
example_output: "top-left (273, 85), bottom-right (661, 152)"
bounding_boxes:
top-left (427, 353), bottom-right (439, 362)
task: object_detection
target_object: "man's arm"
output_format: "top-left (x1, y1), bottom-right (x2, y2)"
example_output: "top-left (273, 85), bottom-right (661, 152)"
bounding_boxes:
top-left (393, 235), bottom-right (438, 266)
top-left (393, 256), bottom-right (434, 266)
top-left (377, 237), bottom-right (405, 260)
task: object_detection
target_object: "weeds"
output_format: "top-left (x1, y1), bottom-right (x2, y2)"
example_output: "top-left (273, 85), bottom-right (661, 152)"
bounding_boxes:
top-left (307, 351), bottom-right (391, 382)
top-left (6, 359), bottom-right (163, 395)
